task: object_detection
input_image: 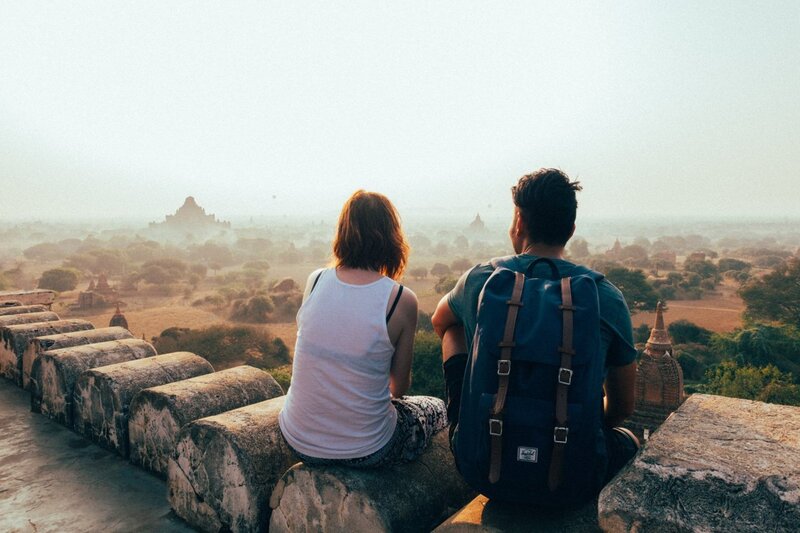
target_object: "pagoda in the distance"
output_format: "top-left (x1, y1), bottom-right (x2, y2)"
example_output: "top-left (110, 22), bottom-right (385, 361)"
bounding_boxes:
top-left (148, 196), bottom-right (231, 240)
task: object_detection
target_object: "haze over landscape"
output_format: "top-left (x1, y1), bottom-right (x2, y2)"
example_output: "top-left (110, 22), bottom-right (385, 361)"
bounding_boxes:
top-left (1, 2), bottom-right (799, 221)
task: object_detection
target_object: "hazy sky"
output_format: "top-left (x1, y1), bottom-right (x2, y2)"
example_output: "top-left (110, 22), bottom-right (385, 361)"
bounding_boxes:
top-left (1, 2), bottom-right (798, 221)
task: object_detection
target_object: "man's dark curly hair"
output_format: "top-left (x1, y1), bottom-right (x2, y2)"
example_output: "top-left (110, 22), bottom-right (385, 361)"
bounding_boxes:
top-left (511, 168), bottom-right (582, 247)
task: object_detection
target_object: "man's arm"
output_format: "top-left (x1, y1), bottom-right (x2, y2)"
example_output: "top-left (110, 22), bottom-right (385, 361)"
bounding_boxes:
top-left (431, 295), bottom-right (458, 336)
top-left (604, 361), bottom-right (637, 428)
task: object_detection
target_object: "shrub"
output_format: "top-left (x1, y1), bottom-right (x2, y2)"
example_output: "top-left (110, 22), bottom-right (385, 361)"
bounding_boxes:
top-left (407, 331), bottom-right (444, 400)
top-left (151, 325), bottom-right (290, 370)
top-left (668, 319), bottom-right (712, 345)
top-left (435, 276), bottom-right (457, 295)
top-left (38, 268), bottom-right (80, 292)
top-left (230, 295), bottom-right (275, 323)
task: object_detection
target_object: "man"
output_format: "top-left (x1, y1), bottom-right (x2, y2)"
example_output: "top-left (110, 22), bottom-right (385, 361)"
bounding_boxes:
top-left (431, 168), bottom-right (639, 497)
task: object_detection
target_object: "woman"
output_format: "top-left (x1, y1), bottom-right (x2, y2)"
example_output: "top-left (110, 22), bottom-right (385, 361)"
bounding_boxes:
top-left (279, 190), bottom-right (447, 467)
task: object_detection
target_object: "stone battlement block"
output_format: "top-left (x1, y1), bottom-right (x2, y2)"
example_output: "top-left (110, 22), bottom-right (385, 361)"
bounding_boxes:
top-left (25, 327), bottom-right (135, 390)
top-left (129, 365), bottom-right (284, 478)
top-left (0, 304), bottom-right (49, 317)
top-left (1, 319), bottom-right (93, 386)
top-left (0, 289), bottom-right (55, 307)
top-left (0, 311), bottom-right (59, 328)
top-left (269, 430), bottom-right (474, 533)
top-left (73, 352), bottom-right (213, 456)
top-left (168, 396), bottom-right (296, 533)
top-left (599, 394), bottom-right (800, 532)
top-left (31, 338), bottom-right (157, 424)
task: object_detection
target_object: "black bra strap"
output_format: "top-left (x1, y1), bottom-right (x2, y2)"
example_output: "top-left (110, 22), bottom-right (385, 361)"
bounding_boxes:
top-left (386, 285), bottom-right (404, 323)
top-left (309, 270), bottom-right (324, 295)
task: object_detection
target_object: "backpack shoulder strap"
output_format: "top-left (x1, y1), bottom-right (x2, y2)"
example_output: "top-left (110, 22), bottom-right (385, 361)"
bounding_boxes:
top-left (488, 270), bottom-right (525, 484)
top-left (548, 276), bottom-right (576, 491)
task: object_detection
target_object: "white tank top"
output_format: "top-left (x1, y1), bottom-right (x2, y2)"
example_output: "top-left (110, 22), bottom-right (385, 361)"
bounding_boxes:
top-left (279, 268), bottom-right (399, 458)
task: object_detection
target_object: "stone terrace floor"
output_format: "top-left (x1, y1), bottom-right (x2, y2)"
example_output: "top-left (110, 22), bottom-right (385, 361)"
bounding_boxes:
top-left (0, 379), bottom-right (193, 533)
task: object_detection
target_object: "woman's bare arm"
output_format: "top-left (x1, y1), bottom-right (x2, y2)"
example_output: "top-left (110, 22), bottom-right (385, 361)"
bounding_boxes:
top-left (388, 287), bottom-right (418, 398)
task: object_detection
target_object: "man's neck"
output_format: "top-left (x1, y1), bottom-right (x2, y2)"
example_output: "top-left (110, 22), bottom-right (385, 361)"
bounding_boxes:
top-left (519, 241), bottom-right (566, 259)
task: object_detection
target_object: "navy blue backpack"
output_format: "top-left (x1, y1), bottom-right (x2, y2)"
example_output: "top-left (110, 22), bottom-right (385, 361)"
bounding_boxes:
top-left (452, 256), bottom-right (606, 505)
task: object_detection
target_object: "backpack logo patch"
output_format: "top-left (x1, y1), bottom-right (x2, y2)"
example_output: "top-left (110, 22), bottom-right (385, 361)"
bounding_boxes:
top-left (517, 446), bottom-right (538, 463)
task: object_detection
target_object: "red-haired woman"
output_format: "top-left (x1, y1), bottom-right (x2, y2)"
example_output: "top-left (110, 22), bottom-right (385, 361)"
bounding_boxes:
top-left (279, 190), bottom-right (447, 467)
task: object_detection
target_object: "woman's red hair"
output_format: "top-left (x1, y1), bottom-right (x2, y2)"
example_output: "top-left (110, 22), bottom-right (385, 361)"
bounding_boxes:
top-left (332, 190), bottom-right (409, 280)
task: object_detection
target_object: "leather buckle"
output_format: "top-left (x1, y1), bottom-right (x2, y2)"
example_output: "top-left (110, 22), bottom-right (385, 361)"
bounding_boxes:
top-left (558, 368), bottom-right (573, 385)
top-left (554, 426), bottom-right (569, 444)
top-left (489, 418), bottom-right (503, 436)
top-left (497, 360), bottom-right (511, 376)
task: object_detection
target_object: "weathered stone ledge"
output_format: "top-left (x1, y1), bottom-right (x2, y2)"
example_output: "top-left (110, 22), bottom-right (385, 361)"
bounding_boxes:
top-left (0, 310), bottom-right (59, 328)
top-left (1, 319), bottom-right (94, 386)
top-left (73, 352), bottom-right (214, 456)
top-left (168, 396), bottom-right (296, 533)
top-left (269, 430), bottom-right (474, 533)
top-left (129, 365), bottom-right (284, 477)
top-left (0, 289), bottom-right (55, 307)
top-left (599, 394), bottom-right (800, 532)
top-left (31, 338), bottom-right (157, 424)
top-left (25, 327), bottom-right (136, 390)
top-left (0, 304), bottom-right (48, 317)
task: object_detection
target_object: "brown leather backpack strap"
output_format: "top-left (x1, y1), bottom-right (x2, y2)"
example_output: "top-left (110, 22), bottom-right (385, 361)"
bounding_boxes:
top-left (548, 277), bottom-right (575, 491)
top-left (488, 271), bottom-right (525, 484)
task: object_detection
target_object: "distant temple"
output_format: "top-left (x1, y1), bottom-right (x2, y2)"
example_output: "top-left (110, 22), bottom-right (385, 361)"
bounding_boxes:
top-left (467, 213), bottom-right (486, 233)
top-left (77, 273), bottom-right (118, 309)
top-left (606, 238), bottom-right (623, 258)
top-left (148, 196), bottom-right (231, 237)
top-left (109, 304), bottom-right (129, 331)
top-left (626, 302), bottom-right (685, 441)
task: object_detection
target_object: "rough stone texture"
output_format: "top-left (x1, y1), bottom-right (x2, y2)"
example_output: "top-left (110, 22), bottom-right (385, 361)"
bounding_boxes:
top-left (25, 326), bottom-right (134, 392)
top-left (0, 310), bottom-right (59, 327)
top-left (599, 394), bottom-right (800, 532)
top-left (269, 430), bottom-right (474, 533)
top-left (129, 365), bottom-right (284, 478)
top-left (433, 495), bottom-right (600, 533)
top-left (0, 289), bottom-right (56, 307)
top-left (0, 379), bottom-right (194, 533)
top-left (0, 304), bottom-right (48, 316)
top-left (168, 396), bottom-right (297, 533)
top-left (31, 338), bottom-right (157, 424)
top-left (73, 352), bottom-right (214, 456)
top-left (0, 319), bottom-right (93, 386)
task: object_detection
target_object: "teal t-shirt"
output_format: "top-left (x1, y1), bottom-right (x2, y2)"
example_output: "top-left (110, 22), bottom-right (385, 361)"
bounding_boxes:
top-left (447, 254), bottom-right (637, 368)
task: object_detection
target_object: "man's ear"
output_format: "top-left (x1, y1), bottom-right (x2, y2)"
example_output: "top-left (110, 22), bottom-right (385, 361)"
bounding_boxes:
top-left (514, 209), bottom-right (526, 237)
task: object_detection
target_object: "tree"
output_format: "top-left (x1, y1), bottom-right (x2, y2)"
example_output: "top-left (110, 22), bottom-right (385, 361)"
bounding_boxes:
top-left (605, 267), bottom-right (659, 312)
top-left (684, 259), bottom-right (720, 284)
top-left (409, 267), bottom-right (428, 280)
top-left (151, 325), bottom-right (290, 370)
top-left (450, 258), bottom-right (472, 274)
top-left (435, 276), bottom-right (457, 295)
top-left (740, 258), bottom-right (800, 327)
top-left (430, 263), bottom-right (451, 277)
top-left (230, 295), bottom-right (274, 323)
top-left (668, 319), bottom-right (712, 345)
top-left (38, 268), bottom-right (80, 292)
top-left (703, 361), bottom-right (800, 406)
top-left (23, 242), bottom-right (63, 261)
top-left (718, 258), bottom-right (751, 272)
top-left (568, 238), bottom-right (590, 259)
top-left (407, 331), bottom-right (445, 399)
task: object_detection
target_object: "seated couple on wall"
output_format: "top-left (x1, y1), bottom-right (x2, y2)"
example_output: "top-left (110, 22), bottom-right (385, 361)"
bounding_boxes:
top-left (278, 168), bottom-right (639, 505)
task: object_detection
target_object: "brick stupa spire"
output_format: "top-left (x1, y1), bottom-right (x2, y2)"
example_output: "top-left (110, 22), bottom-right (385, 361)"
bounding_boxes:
top-left (625, 301), bottom-right (686, 441)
